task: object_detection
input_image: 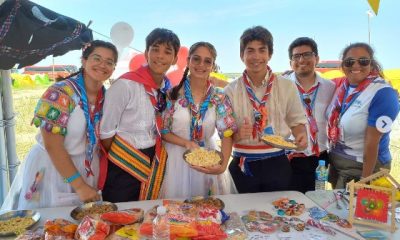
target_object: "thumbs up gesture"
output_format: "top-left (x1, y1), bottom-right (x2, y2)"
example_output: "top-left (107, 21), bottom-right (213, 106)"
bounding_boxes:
top-left (237, 117), bottom-right (253, 140)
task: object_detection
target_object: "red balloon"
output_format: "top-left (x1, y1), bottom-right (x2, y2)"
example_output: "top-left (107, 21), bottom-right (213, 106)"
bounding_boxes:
top-left (129, 53), bottom-right (146, 71)
top-left (176, 46), bottom-right (189, 69)
top-left (167, 70), bottom-right (184, 87)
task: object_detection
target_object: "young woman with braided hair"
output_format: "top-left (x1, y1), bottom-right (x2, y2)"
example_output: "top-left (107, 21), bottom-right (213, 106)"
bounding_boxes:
top-left (161, 42), bottom-right (237, 199)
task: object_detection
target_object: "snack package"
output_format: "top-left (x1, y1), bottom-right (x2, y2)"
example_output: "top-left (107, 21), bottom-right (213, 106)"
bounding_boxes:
top-left (139, 204), bottom-right (199, 239)
top-left (75, 215), bottom-right (110, 240)
top-left (138, 206), bottom-right (158, 238)
top-left (101, 208), bottom-right (144, 225)
top-left (44, 218), bottom-right (78, 240)
top-left (222, 212), bottom-right (247, 240)
top-left (195, 220), bottom-right (227, 240)
top-left (107, 223), bottom-right (140, 240)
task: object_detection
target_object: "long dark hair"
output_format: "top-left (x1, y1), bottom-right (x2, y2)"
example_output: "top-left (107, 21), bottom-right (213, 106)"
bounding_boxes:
top-left (169, 42), bottom-right (217, 100)
top-left (340, 42), bottom-right (384, 78)
top-left (56, 40), bottom-right (118, 81)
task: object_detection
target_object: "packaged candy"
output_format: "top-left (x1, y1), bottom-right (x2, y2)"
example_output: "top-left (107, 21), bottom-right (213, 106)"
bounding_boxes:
top-left (44, 218), bottom-right (78, 240)
top-left (75, 215), bottom-right (110, 240)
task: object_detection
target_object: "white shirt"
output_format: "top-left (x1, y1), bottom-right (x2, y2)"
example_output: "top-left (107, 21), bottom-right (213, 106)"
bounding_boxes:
top-left (100, 78), bottom-right (157, 149)
top-left (288, 72), bottom-right (336, 155)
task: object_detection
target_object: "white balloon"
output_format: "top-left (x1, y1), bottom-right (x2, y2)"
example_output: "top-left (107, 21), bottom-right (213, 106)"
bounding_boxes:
top-left (110, 22), bottom-right (134, 49)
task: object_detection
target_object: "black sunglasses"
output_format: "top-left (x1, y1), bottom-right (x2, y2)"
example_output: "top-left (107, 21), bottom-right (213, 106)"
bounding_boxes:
top-left (343, 57), bottom-right (371, 68)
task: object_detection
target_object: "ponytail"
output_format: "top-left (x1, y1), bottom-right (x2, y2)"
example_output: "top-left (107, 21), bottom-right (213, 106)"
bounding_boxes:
top-left (170, 67), bottom-right (189, 100)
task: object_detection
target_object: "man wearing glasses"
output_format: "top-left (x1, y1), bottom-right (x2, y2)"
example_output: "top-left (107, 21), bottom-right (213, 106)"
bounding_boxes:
top-left (284, 37), bottom-right (335, 193)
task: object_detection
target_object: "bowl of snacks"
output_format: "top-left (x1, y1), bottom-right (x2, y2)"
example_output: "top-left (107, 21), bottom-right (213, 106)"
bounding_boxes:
top-left (183, 148), bottom-right (223, 167)
top-left (261, 135), bottom-right (297, 150)
top-left (70, 201), bottom-right (117, 221)
top-left (0, 210), bottom-right (40, 236)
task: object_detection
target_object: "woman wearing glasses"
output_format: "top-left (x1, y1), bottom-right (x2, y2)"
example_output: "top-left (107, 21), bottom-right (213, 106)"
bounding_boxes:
top-left (327, 42), bottom-right (399, 189)
top-left (161, 42), bottom-right (237, 198)
top-left (2, 40), bottom-right (118, 210)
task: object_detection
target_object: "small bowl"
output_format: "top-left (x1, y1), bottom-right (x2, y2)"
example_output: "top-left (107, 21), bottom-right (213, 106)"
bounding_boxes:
top-left (70, 201), bottom-right (117, 221)
top-left (0, 210), bottom-right (40, 236)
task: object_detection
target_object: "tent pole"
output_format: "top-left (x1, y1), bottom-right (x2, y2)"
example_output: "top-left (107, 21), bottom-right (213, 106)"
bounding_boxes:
top-left (0, 71), bottom-right (10, 205)
top-left (1, 70), bottom-right (19, 184)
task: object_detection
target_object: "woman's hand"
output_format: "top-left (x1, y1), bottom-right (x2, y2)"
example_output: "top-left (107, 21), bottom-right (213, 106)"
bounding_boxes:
top-left (184, 140), bottom-right (200, 149)
top-left (75, 183), bottom-right (101, 203)
top-left (190, 163), bottom-right (226, 175)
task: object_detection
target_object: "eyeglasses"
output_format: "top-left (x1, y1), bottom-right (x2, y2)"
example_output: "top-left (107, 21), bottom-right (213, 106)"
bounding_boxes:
top-left (343, 57), bottom-right (371, 68)
top-left (291, 51), bottom-right (315, 61)
top-left (88, 54), bottom-right (116, 68)
top-left (190, 55), bottom-right (213, 67)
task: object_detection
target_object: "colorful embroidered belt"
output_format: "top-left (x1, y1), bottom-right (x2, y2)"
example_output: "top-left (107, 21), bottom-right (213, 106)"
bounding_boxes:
top-left (107, 135), bottom-right (167, 200)
top-left (233, 144), bottom-right (285, 176)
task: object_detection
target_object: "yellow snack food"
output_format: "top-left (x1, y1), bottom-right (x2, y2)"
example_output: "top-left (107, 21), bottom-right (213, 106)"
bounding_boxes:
top-left (261, 135), bottom-right (297, 149)
top-left (0, 216), bottom-right (35, 235)
top-left (184, 148), bottom-right (221, 167)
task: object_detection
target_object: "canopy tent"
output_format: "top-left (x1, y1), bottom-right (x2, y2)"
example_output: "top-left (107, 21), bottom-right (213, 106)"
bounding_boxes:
top-left (0, 0), bottom-right (92, 205)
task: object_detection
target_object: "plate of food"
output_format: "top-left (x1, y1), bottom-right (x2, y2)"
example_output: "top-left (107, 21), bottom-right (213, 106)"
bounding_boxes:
top-left (183, 148), bottom-right (223, 167)
top-left (0, 210), bottom-right (40, 236)
top-left (70, 201), bottom-right (117, 221)
top-left (261, 135), bottom-right (297, 150)
top-left (184, 196), bottom-right (225, 210)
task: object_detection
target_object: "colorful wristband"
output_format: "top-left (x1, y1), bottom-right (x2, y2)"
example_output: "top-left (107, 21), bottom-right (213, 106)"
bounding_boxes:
top-left (64, 171), bottom-right (81, 183)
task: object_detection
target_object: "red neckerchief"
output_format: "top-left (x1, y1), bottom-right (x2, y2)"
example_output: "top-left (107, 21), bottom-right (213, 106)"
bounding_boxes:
top-left (327, 73), bottom-right (378, 145)
top-left (296, 82), bottom-right (320, 155)
top-left (121, 65), bottom-right (165, 160)
top-left (242, 66), bottom-right (275, 138)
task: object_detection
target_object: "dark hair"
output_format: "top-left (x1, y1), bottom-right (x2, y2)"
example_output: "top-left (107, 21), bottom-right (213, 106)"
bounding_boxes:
top-left (340, 42), bottom-right (384, 78)
top-left (288, 37), bottom-right (318, 59)
top-left (169, 42), bottom-right (217, 100)
top-left (240, 26), bottom-right (273, 57)
top-left (145, 28), bottom-right (180, 57)
top-left (57, 40), bottom-right (118, 81)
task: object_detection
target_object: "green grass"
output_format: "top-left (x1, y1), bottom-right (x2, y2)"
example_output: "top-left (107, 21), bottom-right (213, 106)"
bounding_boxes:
top-left (11, 88), bottom-right (400, 182)
top-left (12, 87), bottom-right (47, 161)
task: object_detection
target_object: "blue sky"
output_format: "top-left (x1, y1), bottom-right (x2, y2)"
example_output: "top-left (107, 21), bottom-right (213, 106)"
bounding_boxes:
top-left (33, 0), bottom-right (400, 73)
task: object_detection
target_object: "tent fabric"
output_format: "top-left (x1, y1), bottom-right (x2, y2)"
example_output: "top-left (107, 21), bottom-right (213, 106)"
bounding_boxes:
top-left (0, 0), bottom-right (92, 69)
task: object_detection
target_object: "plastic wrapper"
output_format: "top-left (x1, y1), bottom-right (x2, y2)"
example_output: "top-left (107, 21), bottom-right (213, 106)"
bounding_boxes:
top-left (195, 221), bottom-right (227, 240)
top-left (107, 223), bottom-right (140, 240)
top-left (222, 212), bottom-right (247, 240)
top-left (101, 208), bottom-right (143, 225)
top-left (241, 210), bottom-right (279, 234)
top-left (44, 218), bottom-right (77, 240)
top-left (15, 227), bottom-right (44, 240)
top-left (75, 215), bottom-right (110, 240)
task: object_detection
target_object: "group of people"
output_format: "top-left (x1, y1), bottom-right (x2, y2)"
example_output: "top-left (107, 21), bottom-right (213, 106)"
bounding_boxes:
top-left (2, 25), bottom-right (399, 211)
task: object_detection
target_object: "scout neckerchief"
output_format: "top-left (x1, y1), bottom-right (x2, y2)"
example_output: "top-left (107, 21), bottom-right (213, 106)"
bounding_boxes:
top-left (118, 65), bottom-right (171, 199)
top-left (296, 81), bottom-right (320, 155)
top-left (184, 78), bottom-right (213, 147)
top-left (71, 73), bottom-right (105, 177)
top-left (242, 66), bottom-right (275, 138)
top-left (328, 73), bottom-right (378, 145)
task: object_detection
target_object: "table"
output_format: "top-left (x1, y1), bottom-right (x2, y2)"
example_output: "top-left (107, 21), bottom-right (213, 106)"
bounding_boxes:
top-left (306, 190), bottom-right (400, 240)
top-left (3, 191), bottom-right (387, 240)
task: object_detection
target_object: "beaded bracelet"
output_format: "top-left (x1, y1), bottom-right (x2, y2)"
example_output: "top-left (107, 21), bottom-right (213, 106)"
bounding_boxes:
top-left (64, 171), bottom-right (81, 183)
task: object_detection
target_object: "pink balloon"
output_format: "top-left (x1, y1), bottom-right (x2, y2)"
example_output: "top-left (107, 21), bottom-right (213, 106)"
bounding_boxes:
top-left (167, 70), bottom-right (184, 87)
top-left (176, 46), bottom-right (189, 69)
top-left (129, 53), bottom-right (146, 71)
